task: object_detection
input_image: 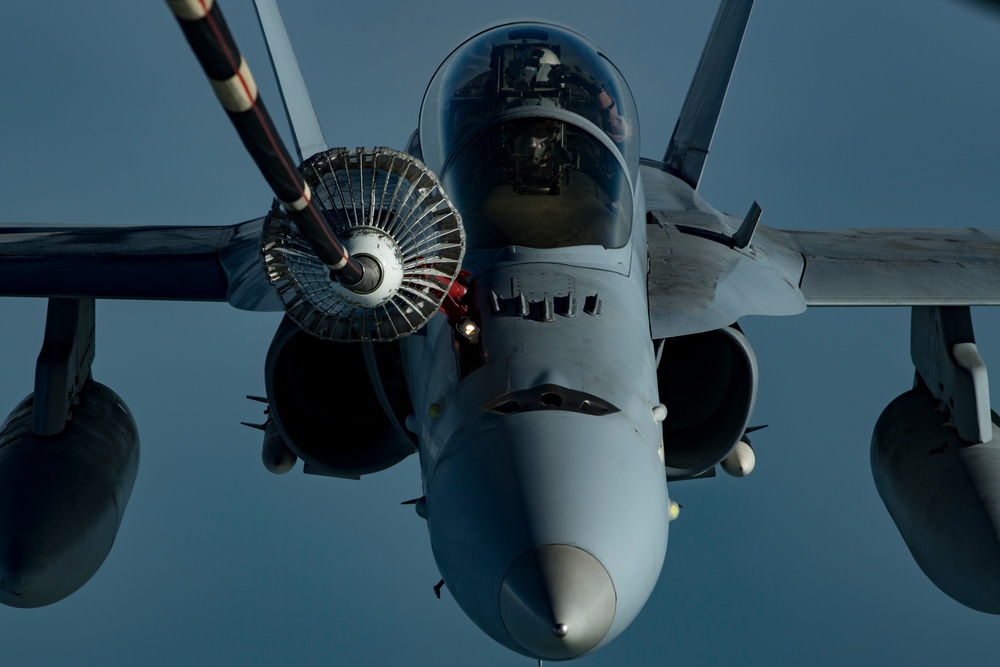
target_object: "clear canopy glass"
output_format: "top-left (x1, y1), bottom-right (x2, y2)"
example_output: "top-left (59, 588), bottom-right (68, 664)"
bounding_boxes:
top-left (442, 117), bottom-right (632, 249)
top-left (419, 22), bottom-right (639, 250)
top-left (419, 22), bottom-right (640, 177)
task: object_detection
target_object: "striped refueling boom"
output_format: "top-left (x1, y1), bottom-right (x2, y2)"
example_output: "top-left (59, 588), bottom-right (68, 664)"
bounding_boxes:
top-left (165, 0), bottom-right (368, 289)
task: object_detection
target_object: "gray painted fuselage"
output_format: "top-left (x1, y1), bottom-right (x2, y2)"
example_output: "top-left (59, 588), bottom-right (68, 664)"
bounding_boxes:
top-left (400, 174), bottom-right (670, 657)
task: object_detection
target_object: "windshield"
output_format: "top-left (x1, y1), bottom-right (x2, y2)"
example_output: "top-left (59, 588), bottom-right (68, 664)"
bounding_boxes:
top-left (443, 117), bottom-right (632, 249)
top-left (420, 22), bottom-right (640, 178)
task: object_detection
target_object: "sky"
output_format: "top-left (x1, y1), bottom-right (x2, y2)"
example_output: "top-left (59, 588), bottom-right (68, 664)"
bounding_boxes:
top-left (2, 1), bottom-right (1000, 665)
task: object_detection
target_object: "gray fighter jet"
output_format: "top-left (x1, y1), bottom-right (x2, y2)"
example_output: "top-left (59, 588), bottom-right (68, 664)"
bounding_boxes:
top-left (2, 0), bottom-right (1000, 662)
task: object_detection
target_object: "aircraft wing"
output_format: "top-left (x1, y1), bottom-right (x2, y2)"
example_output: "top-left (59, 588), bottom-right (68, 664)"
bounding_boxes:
top-left (648, 0), bottom-right (1000, 339)
top-left (644, 163), bottom-right (1000, 338)
top-left (782, 227), bottom-right (1000, 307)
top-left (0, 218), bottom-right (281, 312)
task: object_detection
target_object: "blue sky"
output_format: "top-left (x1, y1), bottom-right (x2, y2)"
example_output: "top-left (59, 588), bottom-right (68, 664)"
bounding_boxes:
top-left (2, 1), bottom-right (1000, 665)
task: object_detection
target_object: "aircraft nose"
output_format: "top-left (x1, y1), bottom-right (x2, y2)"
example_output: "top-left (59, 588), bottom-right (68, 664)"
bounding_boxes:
top-left (499, 544), bottom-right (616, 660)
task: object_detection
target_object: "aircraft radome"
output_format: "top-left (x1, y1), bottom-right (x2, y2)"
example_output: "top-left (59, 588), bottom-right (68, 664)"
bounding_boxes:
top-left (2, 1), bottom-right (1000, 665)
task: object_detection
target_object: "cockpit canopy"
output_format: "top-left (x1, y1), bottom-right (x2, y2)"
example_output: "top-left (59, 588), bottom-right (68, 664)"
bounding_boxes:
top-left (420, 22), bottom-right (639, 175)
top-left (419, 22), bottom-right (639, 250)
top-left (443, 117), bottom-right (632, 249)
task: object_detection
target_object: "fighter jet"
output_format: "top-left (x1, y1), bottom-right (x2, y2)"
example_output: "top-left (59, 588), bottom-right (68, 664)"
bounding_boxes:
top-left (2, 0), bottom-right (1000, 663)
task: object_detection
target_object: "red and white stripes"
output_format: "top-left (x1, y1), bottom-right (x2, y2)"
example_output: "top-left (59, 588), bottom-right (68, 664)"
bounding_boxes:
top-left (165, 0), bottom-right (362, 284)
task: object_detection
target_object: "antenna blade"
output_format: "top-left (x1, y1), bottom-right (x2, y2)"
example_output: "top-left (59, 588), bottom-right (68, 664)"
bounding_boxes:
top-left (253, 0), bottom-right (328, 162)
top-left (732, 200), bottom-right (761, 249)
top-left (662, 0), bottom-right (754, 189)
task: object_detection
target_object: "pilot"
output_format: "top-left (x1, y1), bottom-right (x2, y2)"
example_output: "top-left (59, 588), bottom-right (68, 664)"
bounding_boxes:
top-left (508, 46), bottom-right (628, 144)
top-left (500, 118), bottom-right (566, 195)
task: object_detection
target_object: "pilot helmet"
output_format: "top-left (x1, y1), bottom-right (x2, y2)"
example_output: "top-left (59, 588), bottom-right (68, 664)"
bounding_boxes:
top-left (510, 47), bottom-right (561, 91)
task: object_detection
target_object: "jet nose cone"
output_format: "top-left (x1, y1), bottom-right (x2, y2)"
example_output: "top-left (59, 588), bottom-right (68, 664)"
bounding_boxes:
top-left (499, 544), bottom-right (616, 660)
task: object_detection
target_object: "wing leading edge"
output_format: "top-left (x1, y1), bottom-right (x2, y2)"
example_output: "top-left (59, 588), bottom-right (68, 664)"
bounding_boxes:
top-left (0, 219), bottom-right (280, 312)
top-left (786, 227), bottom-right (1000, 307)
